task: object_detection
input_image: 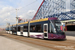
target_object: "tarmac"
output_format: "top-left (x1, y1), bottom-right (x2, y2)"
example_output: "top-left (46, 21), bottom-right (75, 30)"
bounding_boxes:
top-left (0, 36), bottom-right (41, 50)
top-left (65, 31), bottom-right (75, 40)
top-left (66, 36), bottom-right (75, 40)
top-left (0, 36), bottom-right (53, 50)
top-left (0, 31), bottom-right (75, 50)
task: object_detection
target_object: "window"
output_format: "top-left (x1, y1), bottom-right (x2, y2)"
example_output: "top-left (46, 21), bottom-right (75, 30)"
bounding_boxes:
top-left (6, 27), bottom-right (9, 31)
top-left (30, 25), bottom-right (36, 32)
top-left (44, 25), bottom-right (47, 32)
top-left (9, 27), bottom-right (12, 31)
top-left (23, 26), bottom-right (28, 32)
top-left (18, 27), bottom-right (20, 31)
top-left (50, 21), bottom-right (56, 33)
top-left (11, 27), bottom-right (13, 31)
top-left (36, 24), bottom-right (42, 32)
top-left (12, 27), bottom-right (17, 31)
top-left (30, 24), bottom-right (42, 32)
top-left (20, 26), bottom-right (23, 32)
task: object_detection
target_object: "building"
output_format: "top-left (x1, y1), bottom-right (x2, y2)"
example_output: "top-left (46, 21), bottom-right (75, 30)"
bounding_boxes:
top-left (70, 0), bottom-right (75, 10)
top-left (32, 0), bottom-right (75, 31)
top-left (66, 0), bottom-right (75, 11)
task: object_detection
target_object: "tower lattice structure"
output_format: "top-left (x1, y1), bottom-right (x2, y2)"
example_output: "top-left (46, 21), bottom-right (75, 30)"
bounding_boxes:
top-left (32, 0), bottom-right (75, 20)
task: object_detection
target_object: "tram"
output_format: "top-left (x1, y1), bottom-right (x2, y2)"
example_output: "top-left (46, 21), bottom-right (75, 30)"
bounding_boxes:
top-left (6, 17), bottom-right (66, 39)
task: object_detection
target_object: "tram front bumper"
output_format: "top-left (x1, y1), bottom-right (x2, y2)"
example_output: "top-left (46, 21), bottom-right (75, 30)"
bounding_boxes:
top-left (48, 33), bottom-right (66, 39)
top-left (54, 35), bottom-right (66, 39)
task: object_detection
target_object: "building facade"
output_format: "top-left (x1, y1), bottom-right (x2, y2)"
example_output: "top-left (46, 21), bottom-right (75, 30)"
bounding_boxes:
top-left (33, 0), bottom-right (66, 20)
top-left (66, 0), bottom-right (75, 11)
top-left (32, 0), bottom-right (75, 31)
top-left (33, 0), bottom-right (75, 20)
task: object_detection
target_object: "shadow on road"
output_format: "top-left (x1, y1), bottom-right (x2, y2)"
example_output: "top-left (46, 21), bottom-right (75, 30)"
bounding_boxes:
top-left (32, 38), bottom-right (67, 41)
top-left (44, 39), bottom-right (67, 41)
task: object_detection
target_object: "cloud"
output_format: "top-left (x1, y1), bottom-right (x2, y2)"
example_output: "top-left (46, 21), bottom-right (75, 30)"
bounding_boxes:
top-left (0, 6), bottom-right (16, 28)
top-left (0, 0), bottom-right (42, 28)
top-left (19, 10), bottom-right (36, 19)
top-left (0, 6), bottom-right (15, 18)
top-left (0, 7), bottom-right (36, 28)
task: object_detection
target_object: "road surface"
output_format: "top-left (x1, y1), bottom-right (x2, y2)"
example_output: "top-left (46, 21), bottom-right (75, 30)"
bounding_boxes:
top-left (0, 31), bottom-right (75, 50)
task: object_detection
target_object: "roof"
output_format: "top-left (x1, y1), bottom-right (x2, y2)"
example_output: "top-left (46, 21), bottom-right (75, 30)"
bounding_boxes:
top-left (30, 18), bottom-right (48, 23)
top-left (61, 19), bottom-right (75, 22)
top-left (11, 18), bottom-right (48, 26)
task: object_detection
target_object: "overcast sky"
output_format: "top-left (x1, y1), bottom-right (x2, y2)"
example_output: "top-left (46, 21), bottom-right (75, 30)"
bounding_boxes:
top-left (0, 0), bottom-right (42, 28)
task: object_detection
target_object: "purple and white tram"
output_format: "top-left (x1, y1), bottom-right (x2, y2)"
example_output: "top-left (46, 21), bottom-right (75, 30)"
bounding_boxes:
top-left (6, 17), bottom-right (66, 39)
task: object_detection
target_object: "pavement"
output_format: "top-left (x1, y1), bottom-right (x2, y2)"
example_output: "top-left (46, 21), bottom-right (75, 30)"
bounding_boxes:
top-left (65, 31), bottom-right (75, 40)
top-left (0, 36), bottom-right (75, 50)
top-left (66, 36), bottom-right (75, 40)
top-left (0, 36), bottom-right (40, 50)
top-left (0, 31), bottom-right (75, 50)
top-left (0, 36), bottom-right (53, 50)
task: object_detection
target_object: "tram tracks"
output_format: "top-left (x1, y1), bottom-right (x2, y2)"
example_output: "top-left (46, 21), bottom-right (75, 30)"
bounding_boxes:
top-left (5, 34), bottom-right (75, 46)
top-left (3, 34), bottom-right (59, 50)
top-left (1, 33), bottom-right (75, 50)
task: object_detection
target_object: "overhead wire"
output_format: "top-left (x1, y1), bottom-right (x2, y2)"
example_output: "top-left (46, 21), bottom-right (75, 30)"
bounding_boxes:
top-left (19, 0), bottom-right (38, 10)
top-left (4, 0), bottom-right (38, 23)
top-left (7, 0), bottom-right (38, 13)
top-left (2, 0), bottom-right (38, 19)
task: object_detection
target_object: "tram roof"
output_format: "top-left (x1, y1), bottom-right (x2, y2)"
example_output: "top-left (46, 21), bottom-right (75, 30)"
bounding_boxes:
top-left (30, 18), bottom-right (48, 23)
top-left (10, 18), bottom-right (57, 26)
top-left (18, 22), bottom-right (28, 25)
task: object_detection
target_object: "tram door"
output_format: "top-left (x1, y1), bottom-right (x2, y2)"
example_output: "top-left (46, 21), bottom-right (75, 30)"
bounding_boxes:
top-left (43, 23), bottom-right (48, 38)
top-left (20, 26), bottom-right (23, 35)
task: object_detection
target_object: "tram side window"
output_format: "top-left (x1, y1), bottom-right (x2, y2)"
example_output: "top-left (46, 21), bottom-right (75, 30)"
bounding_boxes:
top-left (30, 25), bottom-right (36, 32)
top-left (7, 27), bottom-right (9, 31)
top-left (18, 27), bottom-right (20, 31)
top-left (9, 27), bottom-right (11, 31)
top-left (44, 25), bottom-right (47, 31)
top-left (13, 27), bottom-right (16, 31)
top-left (15, 27), bottom-right (17, 31)
top-left (11, 27), bottom-right (12, 31)
top-left (23, 26), bottom-right (28, 32)
top-left (36, 24), bottom-right (42, 32)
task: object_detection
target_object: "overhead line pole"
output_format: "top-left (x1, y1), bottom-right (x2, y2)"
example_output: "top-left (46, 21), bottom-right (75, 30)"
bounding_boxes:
top-left (16, 9), bottom-right (18, 24)
top-left (16, 9), bottom-right (19, 24)
top-left (16, 9), bottom-right (19, 33)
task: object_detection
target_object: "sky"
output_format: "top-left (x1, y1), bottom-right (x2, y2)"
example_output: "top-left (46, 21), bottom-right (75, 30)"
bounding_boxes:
top-left (0, 0), bottom-right (72, 28)
top-left (0, 0), bottom-right (42, 28)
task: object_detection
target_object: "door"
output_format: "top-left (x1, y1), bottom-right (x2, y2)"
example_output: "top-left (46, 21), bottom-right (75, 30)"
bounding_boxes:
top-left (20, 26), bottom-right (23, 35)
top-left (43, 23), bottom-right (48, 38)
